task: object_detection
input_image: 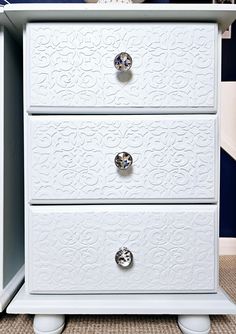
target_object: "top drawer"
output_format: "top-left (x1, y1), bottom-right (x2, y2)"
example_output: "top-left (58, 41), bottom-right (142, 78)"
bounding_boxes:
top-left (25, 22), bottom-right (217, 114)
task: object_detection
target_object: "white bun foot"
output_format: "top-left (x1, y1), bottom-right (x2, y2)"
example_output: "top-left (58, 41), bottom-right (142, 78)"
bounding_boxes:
top-left (33, 314), bottom-right (65, 334)
top-left (178, 315), bottom-right (210, 334)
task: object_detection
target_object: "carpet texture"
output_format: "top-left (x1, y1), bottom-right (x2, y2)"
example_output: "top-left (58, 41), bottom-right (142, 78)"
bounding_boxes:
top-left (0, 256), bottom-right (235, 334)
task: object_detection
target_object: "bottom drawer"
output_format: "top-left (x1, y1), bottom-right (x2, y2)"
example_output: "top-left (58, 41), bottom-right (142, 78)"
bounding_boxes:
top-left (27, 205), bottom-right (217, 294)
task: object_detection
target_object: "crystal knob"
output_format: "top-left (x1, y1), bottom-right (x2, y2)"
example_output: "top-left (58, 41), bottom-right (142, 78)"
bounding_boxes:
top-left (114, 52), bottom-right (132, 72)
top-left (114, 152), bottom-right (133, 170)
top-left (115, 247), bottom-right (133, 268)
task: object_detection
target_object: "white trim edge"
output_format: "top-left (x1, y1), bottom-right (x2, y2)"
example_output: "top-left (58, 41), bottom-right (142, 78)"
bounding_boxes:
top-left (220, 238), bottom-right (236, 255)
top-left (0, 265), bottom-right (24, 312)
top-left (7, 284), bottom-right (236, 315)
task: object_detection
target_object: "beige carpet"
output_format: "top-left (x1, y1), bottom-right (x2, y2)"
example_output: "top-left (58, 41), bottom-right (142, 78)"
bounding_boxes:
top-left (0, 256), bottom-right (235, 334)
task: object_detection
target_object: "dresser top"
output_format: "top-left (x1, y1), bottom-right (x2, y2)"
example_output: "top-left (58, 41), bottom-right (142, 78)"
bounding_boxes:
top-left (0, 6), bottom-right (17, 34)
top-left (3, 3), bottom-right (236, 34)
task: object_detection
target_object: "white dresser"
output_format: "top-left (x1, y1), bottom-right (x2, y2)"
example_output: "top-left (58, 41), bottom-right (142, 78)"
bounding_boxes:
top-left (0, 9), bottom-right (24, 312)
top-left (6, 4), bottom-right (236, 334)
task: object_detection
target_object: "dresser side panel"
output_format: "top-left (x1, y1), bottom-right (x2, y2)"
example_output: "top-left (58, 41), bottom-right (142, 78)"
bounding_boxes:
top-left (215, 27), bottom-right (223, 290)
top-left (0, 27), bottom-right (4, 290)
top-left (3, 28), bottom-right (24, 288)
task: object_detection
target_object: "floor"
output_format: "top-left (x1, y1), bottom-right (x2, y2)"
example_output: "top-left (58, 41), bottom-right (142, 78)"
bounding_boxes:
top-left (0, 256), bottom-right (235, 334)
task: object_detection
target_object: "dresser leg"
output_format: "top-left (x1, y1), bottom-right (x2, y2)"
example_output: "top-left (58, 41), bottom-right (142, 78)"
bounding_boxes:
top-left (33, 314), bottom-right (65, 334)
top-left (178, 315), bottom-right (210, 334)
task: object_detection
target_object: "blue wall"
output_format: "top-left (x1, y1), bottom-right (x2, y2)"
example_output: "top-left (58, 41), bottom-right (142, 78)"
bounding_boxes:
top-left (0, 0), bottom-right (85, 3)
top-left (220, 22), bottom-right (236, 237)
top-left (220, 149), bottom-right (236, 237)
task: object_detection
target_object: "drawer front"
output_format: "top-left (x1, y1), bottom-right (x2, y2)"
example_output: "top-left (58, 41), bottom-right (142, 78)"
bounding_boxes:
top-left (27, 205), bottom-right (217, 294)
top-left (26, 23), bottom-right (216, 113)
top-left (28, 115), bottom-right (217, 204)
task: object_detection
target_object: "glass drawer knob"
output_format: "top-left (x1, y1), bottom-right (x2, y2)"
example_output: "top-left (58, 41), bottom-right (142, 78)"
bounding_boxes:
top-left (115, 247), bottom-right (133, 268)
top-left (114, 152), bottom-right (133, 170)
top-left (114, 52), bottom-right (132, 72)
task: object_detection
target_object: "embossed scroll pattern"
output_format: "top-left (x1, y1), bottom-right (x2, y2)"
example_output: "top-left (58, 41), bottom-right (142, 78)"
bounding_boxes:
top-left (29, 117), bottom-right (216, 202)
top-left (28, 206), bottom-right (216, 293)
top-left (28, 23), bottom-right (216, 109)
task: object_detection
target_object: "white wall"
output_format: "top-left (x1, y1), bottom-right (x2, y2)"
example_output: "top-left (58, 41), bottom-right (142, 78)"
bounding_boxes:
top-left (220, 238), bottom-right (236, 255)
top-left (221, 82), bottom-right (236, 160)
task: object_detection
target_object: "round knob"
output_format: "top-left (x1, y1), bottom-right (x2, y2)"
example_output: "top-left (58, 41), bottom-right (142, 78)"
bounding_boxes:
top-left (115, 247), bottom-right (133, 268)
top-left (114, 152), bottom-right (133, 170)
top-left (114, 52), bottom-right (132, 72)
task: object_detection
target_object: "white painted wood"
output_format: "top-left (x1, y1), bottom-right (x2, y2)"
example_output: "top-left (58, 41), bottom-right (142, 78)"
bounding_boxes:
top-left (215, 29), bottom-right (222, 280)
top-left (0, 8), bottom-right (17, 37)
top-left (1, 27), bottom-right (24, 290)
top-left (220, 82), bottom-right (236, 160)
top-left (2, 26), bottom-right (24, 291)
top-left (0, 26), bottom-right (4, 292)
top-left (219, 238), bottom-right (236, 255)
top-left (14, 5), bottom-right (236, 332)
top-left (7, 284), bottom-right (236, 315)
top-left (0, 24), bottom-right (24, 312)
top-left (4, 3), bottom-right (236, 35)
top-left (178, 315), bottom-right (210, 334)
top-left (27, 115), bottom-right (218, 204)
top-left (26, 205), bottom-right (217, 294)
top-left (26, 22), bottom-right (217, 113)
top-left (33, 315), bottom-right (65, 334)
top-left (0, 266), bottom-right (24, 312)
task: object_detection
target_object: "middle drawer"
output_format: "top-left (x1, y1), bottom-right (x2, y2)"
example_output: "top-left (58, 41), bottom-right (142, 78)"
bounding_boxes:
top-left (28, 115), bottom-right (217, 204)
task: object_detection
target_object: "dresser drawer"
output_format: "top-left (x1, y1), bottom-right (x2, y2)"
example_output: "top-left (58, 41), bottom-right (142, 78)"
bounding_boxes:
top-left (28, 115), bottom-right (217, 204)
top-left (26, 22), bottom-right (217, 114)
top-left (27, 205), bottom-right (217, 294)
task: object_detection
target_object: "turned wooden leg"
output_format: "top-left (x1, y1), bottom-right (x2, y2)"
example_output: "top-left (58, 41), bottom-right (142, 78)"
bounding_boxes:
top-left (33, 314), bottom-right (65, 334)
top-left (178, 315), bottom-right (211, 334)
